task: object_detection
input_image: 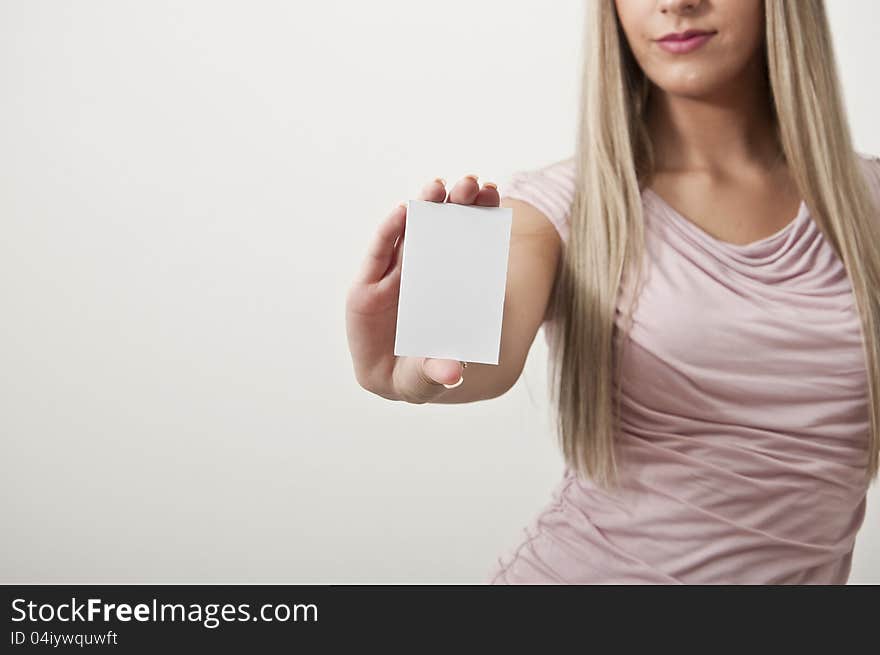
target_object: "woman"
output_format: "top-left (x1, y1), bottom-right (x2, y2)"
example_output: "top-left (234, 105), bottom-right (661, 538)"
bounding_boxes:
top-left (345, 0), bottom-right (880, 584)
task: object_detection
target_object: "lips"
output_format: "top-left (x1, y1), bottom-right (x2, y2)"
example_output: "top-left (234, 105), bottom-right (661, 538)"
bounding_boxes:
top-left (656, 29), bottom-right (716, 54)
top-left (658, 29), bottom-right (716, 42)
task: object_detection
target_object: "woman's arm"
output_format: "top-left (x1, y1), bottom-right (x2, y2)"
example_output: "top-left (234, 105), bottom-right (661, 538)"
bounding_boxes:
top-left (418, 197), bottom-right (562, 403)
top-left (346, 177), bottom-right (561, 405)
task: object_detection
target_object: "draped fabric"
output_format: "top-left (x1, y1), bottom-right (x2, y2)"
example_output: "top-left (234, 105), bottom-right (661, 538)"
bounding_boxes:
top-left (487, 153), bottom-right (879, 584)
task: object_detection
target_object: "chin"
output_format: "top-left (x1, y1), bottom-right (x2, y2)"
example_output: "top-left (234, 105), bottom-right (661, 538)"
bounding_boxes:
top-left (655, 70), bottom-right (730, 99)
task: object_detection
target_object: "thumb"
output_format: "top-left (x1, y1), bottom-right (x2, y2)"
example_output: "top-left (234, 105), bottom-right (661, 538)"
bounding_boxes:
top-left (423, 357), bottom-right (466, 390)
top-left (395, 356), bottom-right (466, 404)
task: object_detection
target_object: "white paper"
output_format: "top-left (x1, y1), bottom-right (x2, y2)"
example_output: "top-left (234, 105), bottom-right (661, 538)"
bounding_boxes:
top-left (393, 199), bottom-right (513, 365)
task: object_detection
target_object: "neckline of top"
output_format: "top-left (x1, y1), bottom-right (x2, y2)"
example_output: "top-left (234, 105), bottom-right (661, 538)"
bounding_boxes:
top-left (642, 187), bottom-right (808, 253)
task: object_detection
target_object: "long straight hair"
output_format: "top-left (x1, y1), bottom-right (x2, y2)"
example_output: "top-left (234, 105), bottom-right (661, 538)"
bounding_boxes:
top-left (547, 0), bottom-right (880, 491)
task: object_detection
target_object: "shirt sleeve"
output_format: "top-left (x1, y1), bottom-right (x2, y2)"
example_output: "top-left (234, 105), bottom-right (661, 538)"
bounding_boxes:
top-left (857, 150), bottom-right (880, 208)
top-left (500, 156), bottom-right (577, 243)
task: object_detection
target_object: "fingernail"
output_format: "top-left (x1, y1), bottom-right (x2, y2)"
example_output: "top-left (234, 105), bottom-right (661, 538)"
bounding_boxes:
top-left (397, 201), bottom-right (407, 210)
top-left (482, 182), bottom-right (497, 190)
top-left (464, 174), bottom-right (479, 184)
top-left (434, 177), bottom-right (446, 186)
top-left (443, 376), bottom-right (464, 390)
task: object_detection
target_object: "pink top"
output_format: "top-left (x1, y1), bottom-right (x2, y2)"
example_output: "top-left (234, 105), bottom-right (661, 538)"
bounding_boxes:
top-left (487, 152), bottom-right (880, 584)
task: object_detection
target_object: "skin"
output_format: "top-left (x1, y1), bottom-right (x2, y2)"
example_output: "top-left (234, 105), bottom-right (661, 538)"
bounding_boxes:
top-left (345, 175), bottom-right (558, 403)
top-left (346, 0), bottom-right (801, 404)
top-left (616, 0), bottom-right (803, 244)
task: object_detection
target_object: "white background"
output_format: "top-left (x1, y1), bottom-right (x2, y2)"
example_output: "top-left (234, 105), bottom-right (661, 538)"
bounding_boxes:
top-left (1, 0), bottom-right (878, 583)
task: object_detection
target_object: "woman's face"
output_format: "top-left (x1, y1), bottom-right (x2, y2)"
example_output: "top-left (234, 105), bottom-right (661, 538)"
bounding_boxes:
top-left (614, 0), bottom-right (766, 99)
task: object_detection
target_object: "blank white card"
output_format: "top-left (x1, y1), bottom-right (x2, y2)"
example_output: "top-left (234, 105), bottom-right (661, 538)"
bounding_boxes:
top-left (394, 199), bottom-right (512, 365)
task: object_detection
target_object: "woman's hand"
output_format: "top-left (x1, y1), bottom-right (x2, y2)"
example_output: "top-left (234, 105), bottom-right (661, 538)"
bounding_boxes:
top-left (345, 174), bottom-right (501, 403)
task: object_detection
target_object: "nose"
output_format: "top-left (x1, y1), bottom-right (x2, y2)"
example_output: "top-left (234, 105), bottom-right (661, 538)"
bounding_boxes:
top-left (658, 0), bottom-right (701, 14)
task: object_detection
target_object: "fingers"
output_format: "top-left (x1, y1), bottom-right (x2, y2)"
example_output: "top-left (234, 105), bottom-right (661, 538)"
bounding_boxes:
top-left (356, 175), bottom-right (499, 286)
top-left (419, 178), bottom-right (447, 202)
top-left (358, 176), bottom-right (443, 285)
top-left (356, 203), bottom-right (406, 285)
top-left (474, 182), bottom-right (500, 207)
top-left (375, 222), bottom-right (405, 294)
top-left (394, 357), bottom-right (466, 403)
top-left (447, 174), bottom-right (481, 205)
top-left (447, 175), bottom-right (500, 207)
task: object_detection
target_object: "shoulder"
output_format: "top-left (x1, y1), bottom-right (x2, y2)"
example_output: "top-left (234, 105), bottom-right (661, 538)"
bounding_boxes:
top-left (500, 156), bottom-right (577, 242)
top-left (856, 150), bottom-right (880, 187)
top-left (855, 150), bottom-right (880, 209)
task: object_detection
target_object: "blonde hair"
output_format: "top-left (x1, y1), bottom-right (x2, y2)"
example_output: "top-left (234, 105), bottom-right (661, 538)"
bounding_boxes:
top-left (546, 0), bottom-right (880, 491)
